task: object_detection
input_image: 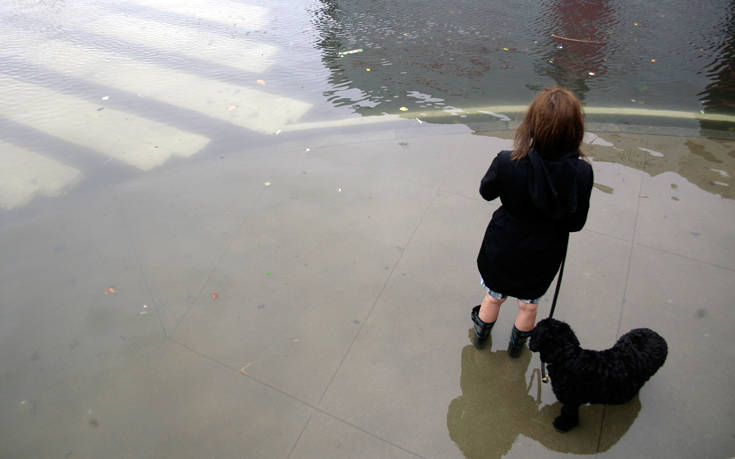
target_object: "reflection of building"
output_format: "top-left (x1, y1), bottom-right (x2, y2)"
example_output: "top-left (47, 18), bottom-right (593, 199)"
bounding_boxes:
top-left (532, 0), bottom-right (614, 102)
top-left (698, 0), bottom-right (735, 133)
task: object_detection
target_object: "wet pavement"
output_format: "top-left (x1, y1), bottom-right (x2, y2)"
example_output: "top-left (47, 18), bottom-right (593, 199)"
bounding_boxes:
top-left (1, 117), bottom-right (734, 458)
top-left (2, 0), bottom-right (735, 457)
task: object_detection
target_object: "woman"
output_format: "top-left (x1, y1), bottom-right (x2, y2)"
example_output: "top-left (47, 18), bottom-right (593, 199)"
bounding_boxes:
top-left (471, 87), bottom-right (594, 357)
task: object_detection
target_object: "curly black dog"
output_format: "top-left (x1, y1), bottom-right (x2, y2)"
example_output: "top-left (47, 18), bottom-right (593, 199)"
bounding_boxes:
top-left (529, 318), bottom-right (667, 432)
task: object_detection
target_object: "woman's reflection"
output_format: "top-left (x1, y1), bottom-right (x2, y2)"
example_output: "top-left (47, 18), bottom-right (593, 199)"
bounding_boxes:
top-left (447, 333), bottom-right (640, 458)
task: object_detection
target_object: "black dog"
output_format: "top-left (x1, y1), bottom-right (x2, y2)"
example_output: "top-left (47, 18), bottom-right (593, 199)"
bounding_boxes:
top-left (529, 318), bottom-right (668, 432)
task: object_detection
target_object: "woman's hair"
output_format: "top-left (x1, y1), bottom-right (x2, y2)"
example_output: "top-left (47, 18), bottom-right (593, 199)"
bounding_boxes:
top-left (512, 87), bottom-right (585, 160)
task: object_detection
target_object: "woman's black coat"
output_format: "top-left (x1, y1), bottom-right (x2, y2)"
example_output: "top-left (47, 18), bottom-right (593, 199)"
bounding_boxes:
top-left (477, 148), bottom-right (593, 300)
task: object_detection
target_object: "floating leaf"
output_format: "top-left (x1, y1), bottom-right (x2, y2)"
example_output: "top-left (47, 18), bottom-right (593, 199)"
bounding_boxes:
top-left (256, 79), bottom-right (266, 85)
top-left (210, 293), bottom-right (219, 300)
top-left (104, 287), bottom-right (116, 295)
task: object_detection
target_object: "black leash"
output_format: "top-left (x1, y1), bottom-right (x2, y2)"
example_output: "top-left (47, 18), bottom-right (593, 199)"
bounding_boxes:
top-left (541, 235), bottom-right (568, 383)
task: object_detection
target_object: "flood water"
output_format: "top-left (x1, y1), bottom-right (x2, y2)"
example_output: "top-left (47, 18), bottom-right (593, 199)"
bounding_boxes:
top-left (314, 0), bottom-right (735, 128)
top-left (2, 2), bottom-right (735, 457)
top-left (0, 0), bottom-right (734, 213)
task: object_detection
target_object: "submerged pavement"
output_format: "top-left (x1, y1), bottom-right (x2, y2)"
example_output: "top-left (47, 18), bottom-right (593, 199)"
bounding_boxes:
top-left (1, 119), bottom-right (734, 458)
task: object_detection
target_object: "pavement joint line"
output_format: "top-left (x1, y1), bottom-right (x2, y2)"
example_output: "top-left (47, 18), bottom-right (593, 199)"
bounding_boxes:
top-left (596, 406), bottom-right (607, 452)
top-left (316, 185), bottom-right (442, 406)
top-left (168, 336), bottom-right (241, 374)
top-left (115, 192), bottom-right (169, 338)
top-left (167, 336), bottom-right (425, 458)
top-left (583, 228), bottom-right (633, 243)
top-left (633, 241), bottom-right (735, 273)
top-left (616, 174), bottom-right (645, 338)
top-left (287, 412), bottom-right (313, 459)
top-left (170, 185), bottom-right (266, 335)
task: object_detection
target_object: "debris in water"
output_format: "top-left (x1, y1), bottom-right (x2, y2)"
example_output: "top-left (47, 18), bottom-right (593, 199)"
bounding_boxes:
top-left (711, 169), bottom-right (730, 178)
top-left (634, 22), bottom-right (639, 26)
top-left (365, 68), bottom-right (371, 72)
top-left (104, 287), bottom-right (116, 295)
top-left (588, 72), bottom-right (595, 76)
top-left (479, 111), bottom-right (511, 122)
top-left (240, 368), bottom-right (248, 376)
top-left (101, 96), bottom-right (110, 100)
top-left (416, 118), bottom-right (423, 124)
top-left (650, 58), bottom-right (656, 63)
top-left (639, 147), bottom-right (664, 158)
top-left (338, 48), bottom-right (363, 57)
top-left (551, 34), bottom-right (605, 45)
top-left (264, 181), bottom-right (271, 187)
top-left (337, 187), bottom-right (342, 192)
top-left (275, 129), bottom-right (282, 135)
top-left (503, 47), bottom-right (509, 51)
top-left (399, 106), bottom-right (408, 111)
top-left (210, 292), bottom-right (219, 300)
top-left (256, 79), bottom-right (266, 85)
top-left (227, 105), bottom-right (238, 111)
top-left (305, 148), bottom-right (310, 152)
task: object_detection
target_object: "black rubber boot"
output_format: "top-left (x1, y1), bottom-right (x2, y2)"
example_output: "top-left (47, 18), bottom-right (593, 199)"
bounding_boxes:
top-left (471, 305), bottom-right (495, 341)
top-left (507, 325), bottom-right (531, 358)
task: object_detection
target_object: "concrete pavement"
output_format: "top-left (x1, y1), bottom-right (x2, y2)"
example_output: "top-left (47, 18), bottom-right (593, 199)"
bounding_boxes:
top-left (1, 119), bottom-right (734, 458)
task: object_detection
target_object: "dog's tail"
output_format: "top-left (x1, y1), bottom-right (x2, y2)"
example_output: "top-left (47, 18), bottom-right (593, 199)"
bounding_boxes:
top-left (628, 328), bottom-right (668, 376)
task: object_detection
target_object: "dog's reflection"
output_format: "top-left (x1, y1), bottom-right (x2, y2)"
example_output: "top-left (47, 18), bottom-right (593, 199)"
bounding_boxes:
top-left (447, 333), bottom-right (640, 458)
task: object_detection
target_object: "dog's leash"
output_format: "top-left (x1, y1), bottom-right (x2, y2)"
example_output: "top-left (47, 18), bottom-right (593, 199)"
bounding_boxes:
top-left (541, 234), bottom-right (568, 384)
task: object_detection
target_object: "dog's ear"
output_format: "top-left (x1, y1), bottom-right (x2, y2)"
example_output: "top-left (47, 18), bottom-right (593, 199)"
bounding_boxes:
top-left (529, 318), bottom-right (579, 361)
top-left (528, 318), bottom-right (552, 352)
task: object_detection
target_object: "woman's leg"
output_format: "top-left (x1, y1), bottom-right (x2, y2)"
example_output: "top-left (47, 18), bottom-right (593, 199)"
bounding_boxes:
top-left (479, 292), bottom-right (506, 323)
top-left (514, 299), bottom-right (538, 331)
top-left (508, 299), bottom-right (538, 357)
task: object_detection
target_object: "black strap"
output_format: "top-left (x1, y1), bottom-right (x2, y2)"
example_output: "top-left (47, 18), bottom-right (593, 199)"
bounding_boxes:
top-left (541, 234), bottom-right (568, 383)
top-left (548, 234), bottom-right (568, 320)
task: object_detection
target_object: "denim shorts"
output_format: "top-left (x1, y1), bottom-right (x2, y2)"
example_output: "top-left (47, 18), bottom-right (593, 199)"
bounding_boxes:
top-left (481, 279), bottom-right (541, 304)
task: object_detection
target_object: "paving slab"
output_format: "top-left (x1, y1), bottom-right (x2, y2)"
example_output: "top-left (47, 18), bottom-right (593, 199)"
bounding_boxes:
top-left (600, 245), bottom-right (735, 458)
top-left (171, 147), bottom-right (437, 405)
top-left (636, 170), bottom-right (735, 270)
top-left (1, 122), bottom-right (734, 458)
top-left (289, 411), bottom-right (420, 459)
top-left (2, 337), bottom-right (313, 459)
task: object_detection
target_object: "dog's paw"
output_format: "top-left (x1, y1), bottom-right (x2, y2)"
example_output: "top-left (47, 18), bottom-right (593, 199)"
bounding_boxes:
top-left (553, 415), bottom-right (579, 433)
